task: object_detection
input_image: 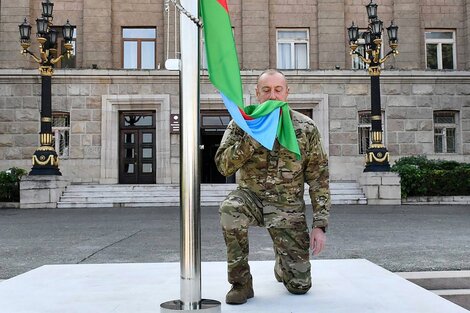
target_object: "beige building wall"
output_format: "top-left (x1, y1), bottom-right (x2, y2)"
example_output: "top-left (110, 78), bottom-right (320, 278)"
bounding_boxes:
top-left (241, 0), bottom-right (269, 69)
top-left (0, 70), bottom-right (469, 184)
top-left (2, 0), bottom-right (470, 71)
top-left (317, 0), bottom-right (345, 70)
top-left (393, 0), bottom-right (421, 69)
top-left (111, 0), bottom-right (164, 69)
top-left (227, 0), bottom-right (242, 67)
top-left (466, 0), bottom-right (470, 69)
top-left (419, 0), bottom-right (466, 70)
top-left (1, 0), bottom-right (470, 185)
top-left (0, 0), bottom-right (31, 69)
top-left (83, 0), bottom-right (111, 69)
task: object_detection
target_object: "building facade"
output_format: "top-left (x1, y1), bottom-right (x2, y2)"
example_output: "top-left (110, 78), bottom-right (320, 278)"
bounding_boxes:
top-left (0, 0), bottom-right (469, 185)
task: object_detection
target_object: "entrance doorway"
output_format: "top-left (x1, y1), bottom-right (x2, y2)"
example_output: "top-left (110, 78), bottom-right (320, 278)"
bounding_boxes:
top-left (200, 111), bottom-right (235, 183)
top-left (119, 111), bottom-right (156, 184)
top-left (199, 109), bottom-right (312, 183)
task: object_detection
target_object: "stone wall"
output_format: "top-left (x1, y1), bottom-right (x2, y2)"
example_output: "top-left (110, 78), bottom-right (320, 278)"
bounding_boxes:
top-left (20, 175), bottom-right (69, 209)
top-left (359, 172), bottom-right (401, 205)
top-left (0, 69), bottom-right (469, 185)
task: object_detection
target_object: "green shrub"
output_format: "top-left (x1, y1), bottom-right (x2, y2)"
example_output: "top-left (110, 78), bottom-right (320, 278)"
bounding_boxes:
top-left (0, 167), bottom-right (27, 202)
top-left (391, 156), bottom-right (470, 198)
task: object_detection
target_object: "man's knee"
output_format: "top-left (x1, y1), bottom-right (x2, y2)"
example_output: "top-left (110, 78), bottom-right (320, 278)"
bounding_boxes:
top-left (279, 262), bottom-right (312, 295)
top-left (219, 196), bottom-right (247, 230)
top-left (219, 197), bottom-right (239, 216)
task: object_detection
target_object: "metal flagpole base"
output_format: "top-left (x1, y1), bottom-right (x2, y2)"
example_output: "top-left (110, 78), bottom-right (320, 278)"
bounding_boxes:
top-left (160, 299), bottom-right (221, 313)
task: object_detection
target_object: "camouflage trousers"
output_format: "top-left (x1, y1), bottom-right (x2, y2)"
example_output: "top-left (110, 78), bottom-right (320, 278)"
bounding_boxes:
top-left (219, 188), bottom-right (311, 294)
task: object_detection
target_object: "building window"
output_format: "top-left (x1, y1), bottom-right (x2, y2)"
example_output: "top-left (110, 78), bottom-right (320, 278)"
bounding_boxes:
top-left (51, 27), bottom-right (77, 68)
top-left (352, 41), bottom-right (367, 70)
top-left (52, 112), bottom-right (70, 158)
top-left (358, 110), bottom-right (385, 154)
top-left (122, 28), bottom-right (156, 69)
top-left (201, 113), bottom-right (231, 132)
top-left (434, 111), bottom-right (457, 153)
top-left (425, 31), bottom-right (456, 70)
top-left (277, 29), bottom-right (309, 69)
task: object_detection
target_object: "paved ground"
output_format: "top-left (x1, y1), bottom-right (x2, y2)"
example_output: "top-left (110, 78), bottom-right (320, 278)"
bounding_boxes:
top-left (0, 204), bottom-right (469, 280)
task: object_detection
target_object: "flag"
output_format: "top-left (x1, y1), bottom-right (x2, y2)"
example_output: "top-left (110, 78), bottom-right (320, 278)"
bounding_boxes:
top-left (200, 0), bottom-right (300, 159)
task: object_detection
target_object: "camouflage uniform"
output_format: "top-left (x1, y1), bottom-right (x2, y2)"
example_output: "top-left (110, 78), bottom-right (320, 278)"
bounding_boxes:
top-left (215, 109), bottom-right (330, 294)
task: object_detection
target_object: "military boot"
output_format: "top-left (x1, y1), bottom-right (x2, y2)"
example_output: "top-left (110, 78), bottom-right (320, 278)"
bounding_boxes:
top-left (225, 280), bottom-right (254, 305)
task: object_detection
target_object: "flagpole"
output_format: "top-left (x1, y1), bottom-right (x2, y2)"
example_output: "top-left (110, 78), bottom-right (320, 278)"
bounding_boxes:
top-left (161, 0), bottom-right (220, 311)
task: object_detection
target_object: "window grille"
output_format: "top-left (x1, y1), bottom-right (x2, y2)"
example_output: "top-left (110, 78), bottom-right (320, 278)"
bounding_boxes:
top-left (433, 111), bottom-right (457, 153)
top-left (358, 111), bottom-right (385, 154)
top-left (52, 112), bottom-right (70, 158)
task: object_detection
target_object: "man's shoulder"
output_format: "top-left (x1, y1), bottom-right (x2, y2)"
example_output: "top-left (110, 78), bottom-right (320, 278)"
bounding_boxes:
top-left (291, 109), bottom-right (318, 132)
top-left (226, 119), bottom-right (242, 133)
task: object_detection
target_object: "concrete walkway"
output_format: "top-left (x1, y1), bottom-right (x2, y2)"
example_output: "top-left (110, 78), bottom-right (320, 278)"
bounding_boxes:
top-left (1, 260), bottom-right (468, 313)
top-left (0, 204), bottom-right (469, 280)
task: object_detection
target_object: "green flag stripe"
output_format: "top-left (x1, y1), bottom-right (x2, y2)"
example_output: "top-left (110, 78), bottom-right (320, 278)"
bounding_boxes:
top-left (245, 100), bottom-right (301, 159)
top-left (201, 0), bottom-right (243, 107)
top-left (201, 1), bottom-right (301, 159)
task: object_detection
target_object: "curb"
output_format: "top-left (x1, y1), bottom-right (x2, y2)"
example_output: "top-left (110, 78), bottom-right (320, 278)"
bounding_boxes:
top-left (397, 271), bottom-right (470, 310)
top-left (403, 196), bottom-right (470, 205)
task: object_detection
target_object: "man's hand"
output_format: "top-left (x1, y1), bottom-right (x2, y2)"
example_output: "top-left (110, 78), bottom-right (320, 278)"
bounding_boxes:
top-left (310, 227), bottom-right (326, 256)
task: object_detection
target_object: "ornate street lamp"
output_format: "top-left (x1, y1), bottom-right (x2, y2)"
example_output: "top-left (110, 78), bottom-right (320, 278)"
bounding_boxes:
top-left (41, 0), bottom-right (54, 20)
top-left (347, 0), bottom-right (399, 172)
top-left (19, 0), bottom-right (75, 175)
top-left (366, 0), bottom-right (378, 20)
top-left (363, 31), bottom-right (371, 47)
top-left (62, 20), bottom-right (75, 42)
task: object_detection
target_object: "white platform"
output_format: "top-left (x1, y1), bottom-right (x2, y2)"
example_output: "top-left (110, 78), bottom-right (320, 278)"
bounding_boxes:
top-left (0, 260), bottom-right (467, 313)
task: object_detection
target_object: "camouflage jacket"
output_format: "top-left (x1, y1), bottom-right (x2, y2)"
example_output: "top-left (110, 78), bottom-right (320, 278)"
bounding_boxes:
top-left (215, 110), bottom-right (330, 229)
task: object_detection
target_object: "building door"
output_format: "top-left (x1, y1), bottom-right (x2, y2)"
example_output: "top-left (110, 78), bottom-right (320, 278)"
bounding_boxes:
top-left (119, 111), bottom-right (156, 184)
top-left (200, 111), bottom-right (235, 183)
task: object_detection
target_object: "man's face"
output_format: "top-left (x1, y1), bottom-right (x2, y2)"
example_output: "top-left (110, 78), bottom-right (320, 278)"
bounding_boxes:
top-left (255, 72), bottom-right (289, 103)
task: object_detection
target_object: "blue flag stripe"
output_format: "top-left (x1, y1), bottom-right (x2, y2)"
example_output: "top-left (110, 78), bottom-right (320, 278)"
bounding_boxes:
top-left (220, 93), bottom-right (279, 150)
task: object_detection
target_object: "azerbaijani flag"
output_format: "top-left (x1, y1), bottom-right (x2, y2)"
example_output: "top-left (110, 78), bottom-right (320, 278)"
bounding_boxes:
top-left (200, 0), bottom-right (300, 159)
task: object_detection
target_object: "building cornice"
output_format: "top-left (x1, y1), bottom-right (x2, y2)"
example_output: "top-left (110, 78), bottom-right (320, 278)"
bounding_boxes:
top-left (1, 69), bottom-right (470, 84)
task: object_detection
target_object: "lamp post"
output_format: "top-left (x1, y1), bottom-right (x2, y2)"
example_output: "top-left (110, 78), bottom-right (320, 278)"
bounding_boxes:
top-left (18, 0), bottom-right (75, 175)
top-left (347, 0), bottom-right (399, 172)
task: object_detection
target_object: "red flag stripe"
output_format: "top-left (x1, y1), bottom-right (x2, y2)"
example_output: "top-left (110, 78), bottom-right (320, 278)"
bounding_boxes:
top-left (216, 0), bottom-right (229, 12)
top-left (239, 108), bottom-right (254, 120)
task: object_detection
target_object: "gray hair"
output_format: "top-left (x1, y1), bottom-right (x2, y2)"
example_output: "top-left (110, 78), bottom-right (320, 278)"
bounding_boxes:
top-left (256, 69), bottom-right (288, 89)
